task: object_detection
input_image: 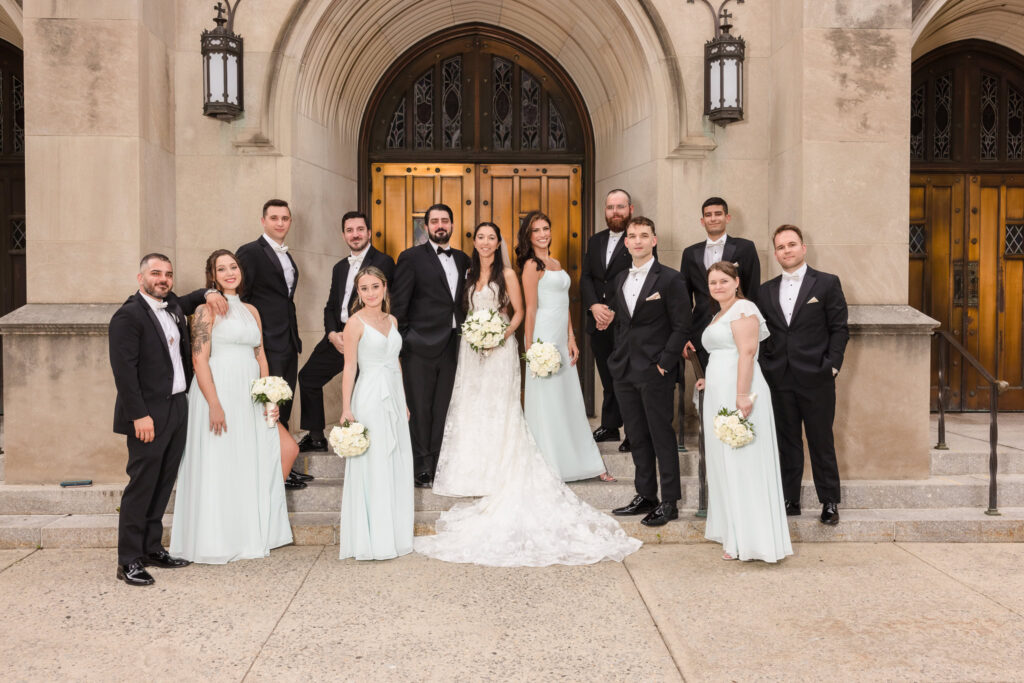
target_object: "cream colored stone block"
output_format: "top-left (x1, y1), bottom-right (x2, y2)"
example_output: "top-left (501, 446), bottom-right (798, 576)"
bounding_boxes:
top-left (803, 27), bottom-right (910, 143)
top-left (25, 135), bottom-right (141, 242)
top-left (23, 0), bottom-right (140, 20)
top-left (770, 35), bottom-right (802, 156)
top-left (804, 1), bottom-right (911, 29)
top-left (141, 0), bottom-right (175, 45)
top-left (797, 243), bottom-right (908, 306)
top-left (287, 157), bottom-right (354, 257)
top-left (451, 0), bottom-right (502, 24)
top-left (801, 140), bottom-right (909, 245)
top-left (140, 20), bottom-right (174, 153)
top-left (27, 240), bottom-right (141, 303)
top-left (677, 54), bottom-right (708, 144)
top-left (772, 0), bottom-right (803, 54)
top-left (2, 332), bottom-right (125, 483)
top-left (23, 18), bottom-right (140, 136)
top-left (699, 157), bottom-right (772, 246)
top-left (705, 56), bottom-right (772, 161)
top-left (140, 139), bottom-right (176, 256)
top-left (768, 143), bottom-right (802, 233)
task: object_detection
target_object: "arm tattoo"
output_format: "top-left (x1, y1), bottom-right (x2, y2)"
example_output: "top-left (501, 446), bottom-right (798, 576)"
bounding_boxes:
top-left (191, 309), bottom-right (211, 355)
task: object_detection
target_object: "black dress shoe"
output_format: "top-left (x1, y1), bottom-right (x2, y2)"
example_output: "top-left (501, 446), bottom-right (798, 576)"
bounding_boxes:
top-left (592, 426), bottom-right (620, 443)
top-left (285, 473), bottom-right (308, 490)
top-left (785, 500), bottom-right (801, 516)
top-left (290, 468), bottom-right (314, 482)
top-left (414, 472), bottom-right (434, 489)
top-left (820, 502), bottom-right (840, 525)
top-left (641, 501), bottom-right (679, 527)
top-left (612, 494), bottom-right (659, 516)
top-left (117, 561), bottom-right (155, 586)
top-left (143, 549), bottom-right (191, 569)
top-left (297, 434), bottom-right (328, 453)
top-left (618, 438), bottom-right (631, 453)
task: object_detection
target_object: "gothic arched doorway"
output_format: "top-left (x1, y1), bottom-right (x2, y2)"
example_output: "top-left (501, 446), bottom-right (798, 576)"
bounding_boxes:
top-left (0, 37), bottom-right (24, 413)
top-left (910, 40), bottom-right (1024, 410)
top-left (358, 23), bottom-right (597, 406)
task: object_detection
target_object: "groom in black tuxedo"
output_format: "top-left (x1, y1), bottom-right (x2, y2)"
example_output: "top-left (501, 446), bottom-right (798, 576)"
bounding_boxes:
top-left (109, 254), bottom-right (223, 585)
top-left (391, 203), bottom-right (470, 487)
top-left (296, 211), bottom-right (395, 452)
top-left (608, 217), bottom-right (690, 527)
top-left (757, 225), bottom-right (849, 525)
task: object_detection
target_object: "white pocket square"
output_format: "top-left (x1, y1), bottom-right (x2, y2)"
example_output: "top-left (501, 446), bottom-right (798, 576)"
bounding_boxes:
top-left (807, 297), bottom-right (819, 304)
top-left (645, 292), bottom-right (662, 301)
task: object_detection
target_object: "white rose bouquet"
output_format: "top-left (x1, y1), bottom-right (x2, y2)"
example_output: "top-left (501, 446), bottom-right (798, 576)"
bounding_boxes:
top-left (461, 308), bottom-right (509, 354)
top-left (523, 339), bottom-right (561, 378)
top-left (329, 420), bottom-right (370, 458)
top-left (713, 406), bottom-right (756, 448)
top-left (250, 376), bottom-right (294, 427)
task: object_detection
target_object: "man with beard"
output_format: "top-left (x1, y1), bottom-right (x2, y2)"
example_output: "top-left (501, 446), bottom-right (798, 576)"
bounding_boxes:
top-left (390, 203), bottom-right (471, 487)
top-left (580, 189), bottom-right (636, 452)
top-left (295, 211), bottom-right (395, 454)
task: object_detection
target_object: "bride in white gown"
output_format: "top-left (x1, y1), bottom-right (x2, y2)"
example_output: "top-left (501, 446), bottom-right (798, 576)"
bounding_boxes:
top-left (417, 223), bottom-right (642, 566)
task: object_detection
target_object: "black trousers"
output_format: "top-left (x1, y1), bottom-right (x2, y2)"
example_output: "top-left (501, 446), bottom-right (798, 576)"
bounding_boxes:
top-left (267, 350), bottom-right (298, 428)
top-left (117, 394), bottom-right (188, 565)
top-left (402, 332), bottom-right (459, 476)
top-left (590, 328), bottom-right (622, 431)
top-left (297, 335), bottom-right (345, 435)
top-left (615, 371), bottom-right (680, 502)
top-left (770, 379), bottom-right (841, 504)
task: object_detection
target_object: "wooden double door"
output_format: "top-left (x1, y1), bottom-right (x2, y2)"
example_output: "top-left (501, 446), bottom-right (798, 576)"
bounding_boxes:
top-left (910, 173), bottom-right (1024, 410)
top-left (370, 162), bottom-right (584, 325)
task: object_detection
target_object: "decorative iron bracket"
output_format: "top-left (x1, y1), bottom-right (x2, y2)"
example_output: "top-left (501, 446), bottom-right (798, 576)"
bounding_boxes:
top-left (687, 0), bottom-right (744, 38)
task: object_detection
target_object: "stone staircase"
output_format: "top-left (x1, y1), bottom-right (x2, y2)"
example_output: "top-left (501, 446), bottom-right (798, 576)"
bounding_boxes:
top-left (1, 419), bottom-right (1023, 549)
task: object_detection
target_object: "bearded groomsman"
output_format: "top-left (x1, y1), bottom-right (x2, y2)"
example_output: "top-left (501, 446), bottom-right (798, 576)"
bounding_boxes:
top-left (296, 211), bottom-right (395, 453)
top-left (581, 189), bottom-right (637, 453)
top-left (757, 225), bottom-right (849, 525)
top-left (609, 217), bottom-right (690, 527)
top-left (236, 199), bottom-right (305, 489)
top-left (391, 203), bottom-right (471, 488)
top-left (109, 254), bottom-right (226, 586)
top-left (681, 197), bottom-right (760, 369)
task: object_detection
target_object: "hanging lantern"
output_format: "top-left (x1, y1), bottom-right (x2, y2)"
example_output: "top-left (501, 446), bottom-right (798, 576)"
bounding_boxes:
top-left (689, 0), bottom-right (745, 126)
top-left (201, 1), bottom-right (244, 121)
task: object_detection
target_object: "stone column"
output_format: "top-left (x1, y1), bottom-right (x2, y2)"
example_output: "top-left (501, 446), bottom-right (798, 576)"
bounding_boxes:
top-left (0, 1), bottom-right (176, 482)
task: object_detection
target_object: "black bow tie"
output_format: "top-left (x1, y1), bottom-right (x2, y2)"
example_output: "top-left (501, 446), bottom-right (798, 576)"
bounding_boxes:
top-left (436, 246), bottom-right (452, 257)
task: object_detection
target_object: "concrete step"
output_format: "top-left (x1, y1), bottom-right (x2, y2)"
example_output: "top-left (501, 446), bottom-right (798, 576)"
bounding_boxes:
top-left (3, 475), bottom-right (1024, 515)
top-left (928, 433), bottom-right (1024, 475)
top-left (2, 508), bottom-right (1022, 550)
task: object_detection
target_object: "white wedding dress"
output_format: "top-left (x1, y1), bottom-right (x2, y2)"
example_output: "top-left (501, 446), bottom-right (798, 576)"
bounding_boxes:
top-left (416, 283), bottom-right (642, 566)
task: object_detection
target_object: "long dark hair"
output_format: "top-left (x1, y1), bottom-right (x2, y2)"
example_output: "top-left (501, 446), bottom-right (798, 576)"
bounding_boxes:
top-left (464, 222), bottom-right (511, 316)
top-left (515, 210), bottom-right (550, 273)
top-left (204, 249), bottom-right (244, 296)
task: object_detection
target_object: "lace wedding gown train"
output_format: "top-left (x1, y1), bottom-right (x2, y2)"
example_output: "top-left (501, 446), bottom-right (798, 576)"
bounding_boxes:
top-left (416, 284), bottom-right (641, 567)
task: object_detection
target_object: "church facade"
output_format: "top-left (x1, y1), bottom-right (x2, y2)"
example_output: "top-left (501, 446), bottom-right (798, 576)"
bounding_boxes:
top-left (0, 0), bottom-right (1016, 485)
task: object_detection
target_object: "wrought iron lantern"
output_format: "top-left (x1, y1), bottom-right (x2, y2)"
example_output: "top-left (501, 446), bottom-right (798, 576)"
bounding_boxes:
top-left (201, 1), bottom-right (244, 121)
top-left (689, 0), bottom-right (745, 126)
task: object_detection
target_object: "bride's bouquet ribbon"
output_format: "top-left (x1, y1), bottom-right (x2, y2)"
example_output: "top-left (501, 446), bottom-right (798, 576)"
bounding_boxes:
top-left (250, 376), bottom-right (293, 427)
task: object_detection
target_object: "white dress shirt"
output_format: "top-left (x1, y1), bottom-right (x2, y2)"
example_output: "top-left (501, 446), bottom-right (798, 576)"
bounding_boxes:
top-left (622, 257), bottom-right (655, 317)
top-left (340, 246), bottom-right (369, 324)
top-left (703, 234), bottom-right (728, 271)
top-left (779, 262), bottom-right (808, 325)
top-left (605, 230), bottom-right (624, 266)
top-left (139, 290), bottom-right (186, 394)
top-left (263, 233), bottom-right (295, 294)
top-left (431, 241), bottom-right (459, 328)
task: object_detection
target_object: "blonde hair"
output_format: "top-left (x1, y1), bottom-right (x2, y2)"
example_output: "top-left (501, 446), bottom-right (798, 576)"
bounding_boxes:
top-left (349, 266), bottom-right (391, 315)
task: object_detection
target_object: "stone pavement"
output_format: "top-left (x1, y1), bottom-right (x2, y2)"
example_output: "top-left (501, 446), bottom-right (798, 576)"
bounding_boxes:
top-left (1, 543), bottom-right (1023, 681)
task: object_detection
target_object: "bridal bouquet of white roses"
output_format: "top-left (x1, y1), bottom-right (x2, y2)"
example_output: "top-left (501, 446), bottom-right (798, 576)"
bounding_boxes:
top-left (713, 406), bottom-right (756, 448)
top-left (328, 420), bottom-right (370, 457)
top-left (250, 376), bottom-right (293, 427)
top-left (523, 339), bottom-right (561, 378)
top-left (461, 308), bottom-right (509, 354)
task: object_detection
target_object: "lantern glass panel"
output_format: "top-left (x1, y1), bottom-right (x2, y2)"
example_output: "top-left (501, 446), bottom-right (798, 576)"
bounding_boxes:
top-left (226, 53), bottom-right (239, 105)
top-left (710, 59), bottom-right (721, 109)
top-left (723, 58), bottom-right (738, 108)
top-left (208, 52), bottom-right (226, 103)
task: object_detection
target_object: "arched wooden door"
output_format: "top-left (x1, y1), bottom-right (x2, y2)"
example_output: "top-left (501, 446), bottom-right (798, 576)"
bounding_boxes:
top-left (910, 41), bottom-right (1024, 411)
top-left (0, 39), bottom-right (25, 412)
top-left (360, 24), bottom-right (595, 406)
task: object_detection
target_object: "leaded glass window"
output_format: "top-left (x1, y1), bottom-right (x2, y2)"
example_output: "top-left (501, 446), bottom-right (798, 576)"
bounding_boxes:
top-left (981, 73), bottom-right (999, 160)
top-left (442, 56), bottom-right (462, 149)
top-left (12, 73), bottom-right (22, 154)
top-left (493, 57), bottom-right (513, 151)
top-left (414, 71), bottom-right (433, 149)
top-left (909, 224), bottom-right (926, 257)
top-left (1009, 86), bottom-right (1023, 161)
top-left (10, 218), bottom-right (24, 251)
top-left (521, 69), bottom-right (540, 150)
top-left (934, 72), bottom-right (953, 160)
top-left (910, 84), bottom-right (925, 161)
top-left (386, 99), bottom-right (405, 149)
top-left (1007, 223), bottom-right (1024, 256)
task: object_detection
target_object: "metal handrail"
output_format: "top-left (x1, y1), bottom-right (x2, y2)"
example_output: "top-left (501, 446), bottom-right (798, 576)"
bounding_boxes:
top-left (687, 354), bottom-right (708, 517)
top-left (933, 329), bottom-right (1010, 516)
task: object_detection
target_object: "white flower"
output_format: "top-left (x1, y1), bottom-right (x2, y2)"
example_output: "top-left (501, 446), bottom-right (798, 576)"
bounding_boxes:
top-left (329, 421), bottom-right (370, 457)
top-left (524, 340), bottom-right (561, 378)
top-left (713, 407), bottom-right (755, 448)
top-left (251, 376), bottom-right (293, 405)
top-left (461, 308), bottom-right (509, 353)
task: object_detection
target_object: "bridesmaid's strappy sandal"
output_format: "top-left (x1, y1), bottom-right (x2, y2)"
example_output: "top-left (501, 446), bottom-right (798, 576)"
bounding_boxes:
top-left (722, 551), bottom-right (738, 561)
top-left (599, 472), bottom-right (617, 482)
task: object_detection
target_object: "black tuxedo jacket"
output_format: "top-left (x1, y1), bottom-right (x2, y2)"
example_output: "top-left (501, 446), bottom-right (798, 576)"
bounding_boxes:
top-left (680, 235), bottom-right (761, 346)
top-left (323, 246), bottom-right (396, 335)
top-left (391, 242), bottom-right (471, 358)
top-left (607, 261), bottom-right (691, 384)
top-left (109, 289), bottom-right (206, 435)
top-left (580, 229), bottom-right (633, 334)
top-left (236, 236), bottom-right (301, 354)
top-left (757, 266), bottom-right (850, 389)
